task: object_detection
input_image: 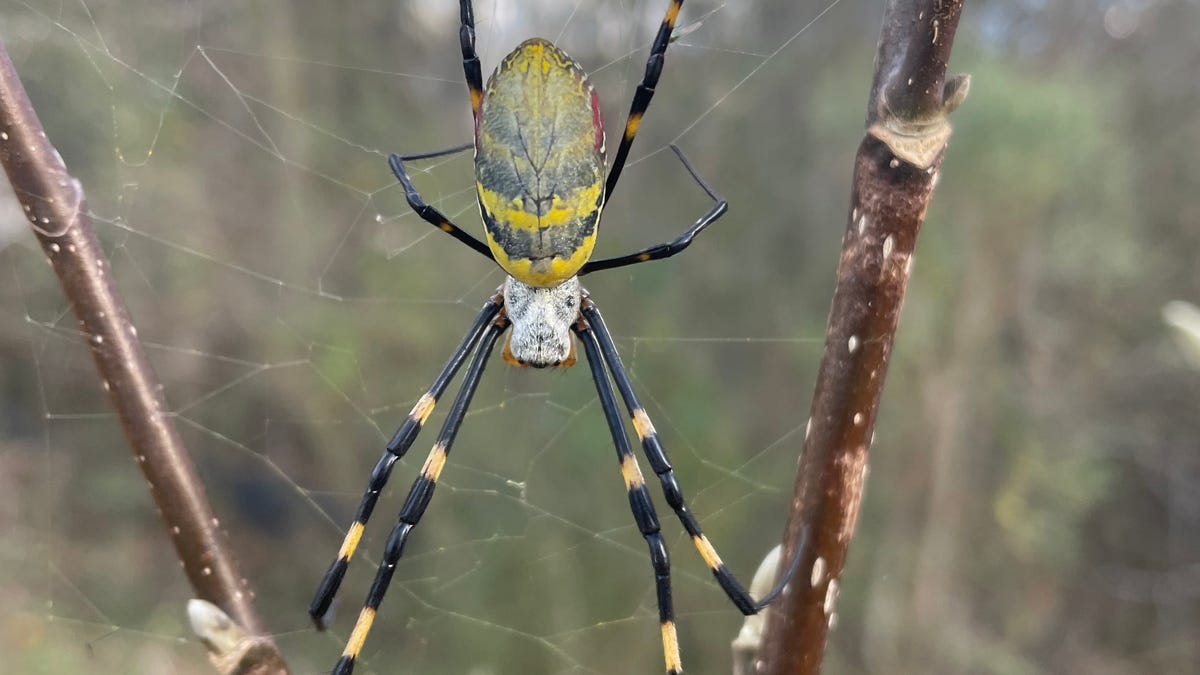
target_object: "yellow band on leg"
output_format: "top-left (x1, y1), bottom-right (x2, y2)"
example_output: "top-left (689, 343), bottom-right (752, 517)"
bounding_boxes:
top-left (661, 620), bottom-right (681, 674)
top-left (343, 607), bottom-right (376, 658)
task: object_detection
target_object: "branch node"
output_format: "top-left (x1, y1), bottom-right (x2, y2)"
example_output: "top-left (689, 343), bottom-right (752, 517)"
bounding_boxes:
top-left (868, 73), bottom-right (970, 169)
top-left (188, 599), bottom-right (288, 675)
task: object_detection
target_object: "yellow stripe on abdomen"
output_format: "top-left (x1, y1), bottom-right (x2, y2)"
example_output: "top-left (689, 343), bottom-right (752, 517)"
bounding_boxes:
top-left (486, 230), bottom-right (597, 287)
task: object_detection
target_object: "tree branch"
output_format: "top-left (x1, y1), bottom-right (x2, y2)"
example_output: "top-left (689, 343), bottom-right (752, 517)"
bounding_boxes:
top-left (757, 1), bottom-right (968, 673)
top-left (0, 42), bottom-right (287, 675)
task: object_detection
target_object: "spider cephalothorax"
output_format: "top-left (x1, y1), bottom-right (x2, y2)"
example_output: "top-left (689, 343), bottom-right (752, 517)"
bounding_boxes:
top-left (501, 276), bottom-right (580, 368)
top-left (311, 2), bottom-right (800, 673)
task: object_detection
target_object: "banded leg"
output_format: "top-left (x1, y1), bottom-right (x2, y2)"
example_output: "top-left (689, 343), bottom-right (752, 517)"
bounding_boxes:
top-left (581, 144), bottom-right (727, 275)
top-left (575, 320), bottom-right (682, 675)
top-left (389, 150), bottom-right (495, 262)
top-left (332, 316), bottom-right (507, 675)
top-left (605, 0), bottom-right (687, 202)
top-left (582, 299), bottom-right (796, 615)
top-left (459, 0), bottom-right (484, 118)
top-left (309, 294), bottom-right (503, 627)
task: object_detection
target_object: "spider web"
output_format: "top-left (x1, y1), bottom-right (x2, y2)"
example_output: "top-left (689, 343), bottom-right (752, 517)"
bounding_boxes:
top-left (0, 0), bottom-right (862, 673)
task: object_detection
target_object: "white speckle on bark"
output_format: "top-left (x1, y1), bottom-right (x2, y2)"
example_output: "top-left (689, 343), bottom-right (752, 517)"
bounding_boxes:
top-left (824, 578), bottom-right (840, 615)
top-left (811, 556), bottom-right (826, 587)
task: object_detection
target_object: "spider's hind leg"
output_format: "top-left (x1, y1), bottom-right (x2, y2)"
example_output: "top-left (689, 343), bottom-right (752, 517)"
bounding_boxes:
top-left (605, 0), bottom-right (688, 202)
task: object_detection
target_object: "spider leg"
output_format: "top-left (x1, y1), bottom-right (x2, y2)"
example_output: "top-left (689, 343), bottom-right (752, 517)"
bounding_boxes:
top-left (581, 145), bottom-right (727, 275)
top-left (389, 152), bottom-right (495, 262)
top-left (459, 0), bottom-right (484, 118)
top-left (575, 320), bottom-right (682, 675)
top-left (581, 299), bottom-right (805, 615)
top-left (331, 315), bottom-right (508, 675)
top-left (605, 0), bottom-right (686, 203)
top-left (395, 142), bottom-right (473, 162)
top-left (310, 293), bottom-right (503, 627)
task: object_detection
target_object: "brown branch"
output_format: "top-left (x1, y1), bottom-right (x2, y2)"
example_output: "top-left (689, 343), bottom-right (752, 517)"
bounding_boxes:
top-left (757, 1), bottom-right (968, 673)
top-left (0, 42), bottom-right (287, 675)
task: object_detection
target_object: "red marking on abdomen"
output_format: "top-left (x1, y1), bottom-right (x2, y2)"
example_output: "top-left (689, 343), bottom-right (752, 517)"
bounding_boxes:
top-left (474, 94), bottom-right (484, 151)
top-left (590, 88), bottom-right (605, 155)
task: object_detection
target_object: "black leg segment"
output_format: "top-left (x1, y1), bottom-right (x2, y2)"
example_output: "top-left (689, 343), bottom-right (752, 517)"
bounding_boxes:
top-left (389, 151), bottom-right (495, 262)
top-left (309, 294), bottom-right (502, 627)
top-left (330, 316), bottom-right (508, 675)
top-left (582, 145), bottom-right (727, 275)
top-left (576, 320), bottom-right (683, 675)
top-left (581, 299), bottom-right (805, 615)
top-left (605, 0), bottom-right (687, 203)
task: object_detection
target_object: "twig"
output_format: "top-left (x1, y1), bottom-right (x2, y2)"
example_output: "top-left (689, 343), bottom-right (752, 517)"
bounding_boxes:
top-left (0, 42), bottom-right (287, 674)
top-left (756, 1), bottom-right (969, 673)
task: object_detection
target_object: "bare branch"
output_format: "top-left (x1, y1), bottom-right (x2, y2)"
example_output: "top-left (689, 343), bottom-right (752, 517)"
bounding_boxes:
top-left (757, 1), bottom-right (968, 673)
top-left (0, 42), bottom-right (286, 674)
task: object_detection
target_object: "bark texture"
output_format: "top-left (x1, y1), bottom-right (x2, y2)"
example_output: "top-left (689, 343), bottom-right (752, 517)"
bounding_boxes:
top-left (757, 2), bottom-right (969, 673)
top-left (0, 42), bottom-right (286, 675)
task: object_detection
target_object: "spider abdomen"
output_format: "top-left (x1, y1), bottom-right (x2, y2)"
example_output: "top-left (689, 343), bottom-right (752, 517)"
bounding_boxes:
top-left (476, 38), bottom-right (606, 288)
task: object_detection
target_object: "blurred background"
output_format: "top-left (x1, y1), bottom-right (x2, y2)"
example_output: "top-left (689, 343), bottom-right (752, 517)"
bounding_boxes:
top-left (1, 0), bottom-right (1198, 673)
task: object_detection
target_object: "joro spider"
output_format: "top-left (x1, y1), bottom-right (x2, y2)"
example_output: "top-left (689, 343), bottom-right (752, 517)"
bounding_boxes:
top-left (310, 1), bottom-right (805, 673)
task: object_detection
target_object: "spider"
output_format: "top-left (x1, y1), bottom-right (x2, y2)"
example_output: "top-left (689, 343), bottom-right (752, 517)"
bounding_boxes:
top-left (310, 1), bottom-right (803, 673)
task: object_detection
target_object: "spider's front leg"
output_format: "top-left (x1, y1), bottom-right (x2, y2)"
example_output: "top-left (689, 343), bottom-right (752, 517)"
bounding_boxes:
top-left (330, 313), bottom-right (509, 675)
top-left (310, 293), bottom-right (502, 626)
top-left (575, 318), bottom-right (683, 675)
top-left (580, 298), bottom-right (806, 616)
